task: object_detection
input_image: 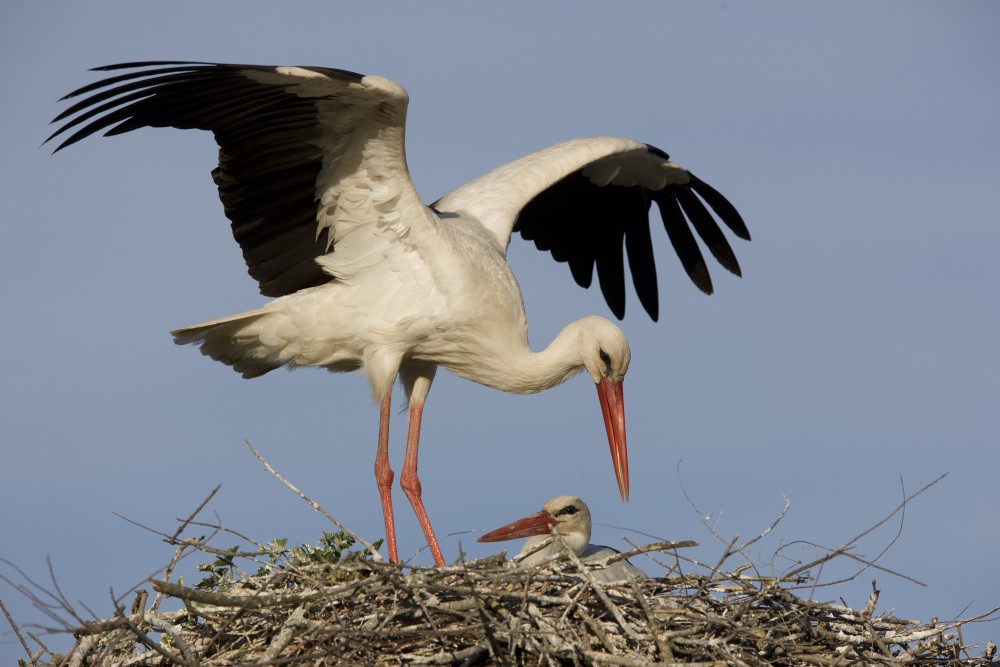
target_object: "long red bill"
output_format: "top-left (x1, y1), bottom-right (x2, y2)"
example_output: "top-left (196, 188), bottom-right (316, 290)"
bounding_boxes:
top-left (477, 510), bottom-right (556, 543)
top-left (596, 377), bottom-right (629, 502)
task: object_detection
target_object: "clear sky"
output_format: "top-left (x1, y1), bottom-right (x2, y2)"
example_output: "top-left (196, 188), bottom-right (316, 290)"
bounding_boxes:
top-left (1, 1), bottom-right (998, 660)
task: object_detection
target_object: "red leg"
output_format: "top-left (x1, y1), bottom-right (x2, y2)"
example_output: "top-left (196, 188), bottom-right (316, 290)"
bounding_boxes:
top-left (399, 400), bottom-right (446, 566)
top-left (373, 393), bottom-right (399, 564)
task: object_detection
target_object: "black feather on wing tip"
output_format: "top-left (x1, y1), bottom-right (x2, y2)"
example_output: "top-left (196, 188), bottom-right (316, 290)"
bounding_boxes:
top-left (608, 299), bottom-right (626, 320)
top-left (624, 215), bottom-right (659, 321)
top-left (687, 260), bottom-right (714, 296)
top-left (689, 173), bottom-right (751, 241)
top-left (48, 60), bottom-right (349, 298)
top-left (92, 60), bottom-right (211, 71)
top-left (675, 187), bottom-right (743, 278)
top-left (653, 190), bottom-right (716, 295)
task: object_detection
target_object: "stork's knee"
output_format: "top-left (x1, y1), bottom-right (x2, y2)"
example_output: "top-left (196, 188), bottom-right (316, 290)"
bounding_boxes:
top-left (400, 470), bottom-right (422, 497)
top-left (374, 460), bottom-right (394, 489)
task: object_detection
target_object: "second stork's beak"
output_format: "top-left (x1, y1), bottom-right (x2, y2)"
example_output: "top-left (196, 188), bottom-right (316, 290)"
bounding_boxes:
top-left (477, 509), bottom-right (556, 542)
top-left (596, 377), bottom-right (629, 502)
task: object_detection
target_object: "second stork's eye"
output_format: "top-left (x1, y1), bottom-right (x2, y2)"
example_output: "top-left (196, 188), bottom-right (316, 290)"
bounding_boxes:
top-left (556, 505), bottom-right (580, 517)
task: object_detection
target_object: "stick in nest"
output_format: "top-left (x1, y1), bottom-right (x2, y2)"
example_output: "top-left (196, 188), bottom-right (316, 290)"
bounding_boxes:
top-left (243, 437), bottom-right (384, 560)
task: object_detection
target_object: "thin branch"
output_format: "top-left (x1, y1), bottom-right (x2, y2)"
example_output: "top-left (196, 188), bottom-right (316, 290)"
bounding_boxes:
top-left (170, 484), bottom-right (223, 543)
top-left (243, 438), bottom-right (383, 559)
top-left (597, 540), bottom-right (698, 567)
top-left (784, 473), bottom-right (947, 582)
top-left (0, 596), bottom-right (31, 659)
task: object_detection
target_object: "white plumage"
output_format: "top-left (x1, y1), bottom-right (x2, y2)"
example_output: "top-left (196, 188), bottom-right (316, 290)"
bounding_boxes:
top-left (48, 61), bottom-right (750, 567)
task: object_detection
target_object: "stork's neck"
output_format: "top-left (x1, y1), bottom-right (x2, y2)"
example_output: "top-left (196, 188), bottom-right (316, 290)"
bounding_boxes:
top-left (453, 318), bottom-right (598, 395)
top-left (518, 528), bottom-right (591, 565)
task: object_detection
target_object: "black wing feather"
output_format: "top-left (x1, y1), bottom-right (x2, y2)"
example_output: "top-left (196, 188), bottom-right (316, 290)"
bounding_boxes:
top-left (622, 196), bottom-right (659, 321)
top-left (675, 186), bottom-right (742, 277)
top-left (689, 173), bottom-right (751, 241)
top-left (516, 172), bottom-right (663, 318)
top-left (654, 189), bottom-right (714, 295)
top-left (594, 193), bottom-right (627, 320)
top-left (48, 61), bottom-right (365, 297)
top-left (516, 172), bottom-right (600, 290)
top-left (514, 146), bottom-right (748, 318)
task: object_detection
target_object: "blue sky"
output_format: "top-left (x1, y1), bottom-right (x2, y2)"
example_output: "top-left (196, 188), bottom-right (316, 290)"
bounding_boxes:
top-left (2, 1), bottom-right (998, 659)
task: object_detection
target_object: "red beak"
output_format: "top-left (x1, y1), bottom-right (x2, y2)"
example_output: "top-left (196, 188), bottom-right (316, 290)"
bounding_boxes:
top-left (477, 509), bottom-right (556, 543)
top-left (597, 377), bottom-right (629, 502)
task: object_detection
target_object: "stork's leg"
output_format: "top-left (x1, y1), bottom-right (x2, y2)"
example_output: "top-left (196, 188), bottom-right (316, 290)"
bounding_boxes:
top-left (400, 398), bottom-right (446, 566)
top-left (398, 364), bottom-right (445, 566)
top-left (374, 393), bottom-right (399, 564)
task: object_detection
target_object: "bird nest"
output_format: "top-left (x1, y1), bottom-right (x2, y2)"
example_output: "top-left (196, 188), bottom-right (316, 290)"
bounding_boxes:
top-left (9, 531), bottom-right (997, 667)
top-left (6, 468), bottom-right (997, 666)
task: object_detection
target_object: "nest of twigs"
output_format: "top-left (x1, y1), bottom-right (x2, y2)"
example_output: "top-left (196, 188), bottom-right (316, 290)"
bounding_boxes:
top-left (6, 462), bottom-right (997, 666)
top-left (11, 532), bottom-right (997, 667)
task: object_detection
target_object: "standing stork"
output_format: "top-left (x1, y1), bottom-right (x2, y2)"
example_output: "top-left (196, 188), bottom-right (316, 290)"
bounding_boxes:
top-left (47, 61), bottom-right (750, 567)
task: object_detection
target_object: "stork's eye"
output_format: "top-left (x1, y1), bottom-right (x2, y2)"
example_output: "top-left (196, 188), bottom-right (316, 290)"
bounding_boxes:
top-left (599, 349), bottom-right (611, 374)
top-left (556, 505), bottom-right (579, 517)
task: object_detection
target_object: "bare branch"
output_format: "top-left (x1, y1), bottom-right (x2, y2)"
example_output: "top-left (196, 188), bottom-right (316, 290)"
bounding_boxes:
top-left (243, 438), bottom-right (383, 559)
top-left (0, 596), bottom-right (32, 659)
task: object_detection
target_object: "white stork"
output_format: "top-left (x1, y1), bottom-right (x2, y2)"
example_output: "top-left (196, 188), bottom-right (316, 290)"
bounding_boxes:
top-left (48, 61), bottom-right (750, 567)
top-left (478, 495), bottom-right (647, 583)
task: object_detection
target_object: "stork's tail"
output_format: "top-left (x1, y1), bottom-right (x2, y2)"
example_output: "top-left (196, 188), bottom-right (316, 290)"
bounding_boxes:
top-left (171, 309), bottom-right (280, 379)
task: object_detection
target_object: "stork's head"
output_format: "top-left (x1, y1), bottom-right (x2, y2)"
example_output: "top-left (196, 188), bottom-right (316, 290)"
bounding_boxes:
top-left (575, 317), bottom-right (630, 502)
top-left (477, 495), bottom-right (592, 556)
top-left (575, 316), bottom-right (631, 385)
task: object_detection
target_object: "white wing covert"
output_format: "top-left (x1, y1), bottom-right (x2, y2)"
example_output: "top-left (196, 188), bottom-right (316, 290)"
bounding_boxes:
top-left (47, 61), bottom-right (424, 296)
top-left (433, 137), bottom-right (750, 320)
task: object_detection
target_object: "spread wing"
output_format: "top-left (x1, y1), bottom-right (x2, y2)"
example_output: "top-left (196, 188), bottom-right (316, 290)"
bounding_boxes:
top-left (47, 61), bottom-right (422, 296)
top-left (433, 137), bottom-right (750, 320)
